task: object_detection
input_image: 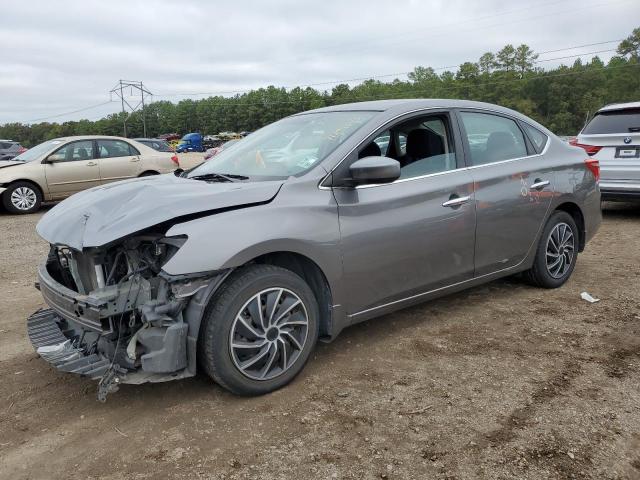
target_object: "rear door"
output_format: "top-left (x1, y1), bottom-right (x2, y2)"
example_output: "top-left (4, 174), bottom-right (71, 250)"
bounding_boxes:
top-left (456, 110), bottom-right (554, 277)
top-left (97, 139), bottom-right (142, 184)
top-left (578, 108), bottom-right (640, 192)
top-left (44, 140), bottom-right (101, 198)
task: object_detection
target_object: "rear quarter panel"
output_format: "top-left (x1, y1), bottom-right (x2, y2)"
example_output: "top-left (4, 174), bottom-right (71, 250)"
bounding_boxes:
top-left (550, 141), bottom-right (602, 246)
top-left (141, 153), bottom-right (176, 174)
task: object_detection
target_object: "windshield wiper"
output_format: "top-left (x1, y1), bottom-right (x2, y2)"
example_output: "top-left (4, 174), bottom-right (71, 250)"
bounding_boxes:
top-left (189, 172), bottom-right (249, 183)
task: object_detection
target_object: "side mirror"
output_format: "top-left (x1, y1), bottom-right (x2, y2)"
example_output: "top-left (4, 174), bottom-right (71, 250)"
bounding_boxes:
top-left (348, 156), bottom-right (400, 186)
top-left (43, 154), bottom-right (64, 163)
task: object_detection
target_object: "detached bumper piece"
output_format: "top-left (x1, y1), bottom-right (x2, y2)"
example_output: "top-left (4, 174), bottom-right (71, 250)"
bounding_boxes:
top-left (27, 309), bottom-right (111, 380)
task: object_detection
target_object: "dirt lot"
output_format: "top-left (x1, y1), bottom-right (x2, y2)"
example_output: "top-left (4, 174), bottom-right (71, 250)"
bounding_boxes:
top-left (1, 200), bottom-right (639, 480)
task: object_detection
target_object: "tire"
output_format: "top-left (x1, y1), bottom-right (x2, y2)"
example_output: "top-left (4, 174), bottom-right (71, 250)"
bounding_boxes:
top-left (139, 170), bottom-right (159, 177)
top-left (524, 211), bottom-right (579, 288)
top-left (198, 264), bottom-right (319, 395)
top-left (2, 181), bottom-right (42, 214)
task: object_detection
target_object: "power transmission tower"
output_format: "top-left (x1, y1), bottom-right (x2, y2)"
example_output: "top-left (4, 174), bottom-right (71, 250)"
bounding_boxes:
top-left (109, 80), bottom-right (152, 138)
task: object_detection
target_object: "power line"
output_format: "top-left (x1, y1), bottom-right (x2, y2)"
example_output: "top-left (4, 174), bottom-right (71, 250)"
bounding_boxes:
top-left (266, 0), bottom-right (634, 69)
top-left (19, 40), bottom-right (632, 123)
top-left (153, 45), bottom-right (626, 99)
top-left (147, 63), bottom-right (640, 109)
top-left (537, 39), bottom-right (623, 55)
top-left (26, 101), bottom-right (114, 123)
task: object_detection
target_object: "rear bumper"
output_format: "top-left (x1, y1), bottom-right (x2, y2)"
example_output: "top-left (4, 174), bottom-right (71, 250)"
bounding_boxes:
top-left (600, 181), bottom-right (640, 200)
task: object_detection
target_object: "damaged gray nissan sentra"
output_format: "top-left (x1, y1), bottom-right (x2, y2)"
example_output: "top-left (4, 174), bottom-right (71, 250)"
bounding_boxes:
top-left (28, 100), bottom-right (602, 400)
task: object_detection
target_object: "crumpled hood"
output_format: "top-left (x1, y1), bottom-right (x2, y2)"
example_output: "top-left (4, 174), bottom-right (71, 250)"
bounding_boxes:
top-left (37, 174), bottom-right (283, 250)
top-left (0, 160), bottom-right (24, 169)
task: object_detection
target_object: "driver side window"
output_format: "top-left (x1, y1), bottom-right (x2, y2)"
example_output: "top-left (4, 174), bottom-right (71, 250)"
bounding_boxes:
top-left (47, 140), bottom-right (94, 162)
top-left (357, 114), bottom-right (457, 180)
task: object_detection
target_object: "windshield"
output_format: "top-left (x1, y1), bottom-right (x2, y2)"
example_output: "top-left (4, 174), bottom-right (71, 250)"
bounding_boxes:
top-left (188, 111), bottom-right (375, 179)
top-left (13, 139), bottom-right (65, 162)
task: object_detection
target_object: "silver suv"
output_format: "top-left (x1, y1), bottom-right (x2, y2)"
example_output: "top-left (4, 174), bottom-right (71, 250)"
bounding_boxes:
top-left (572, 102), bottom-right (640, 200)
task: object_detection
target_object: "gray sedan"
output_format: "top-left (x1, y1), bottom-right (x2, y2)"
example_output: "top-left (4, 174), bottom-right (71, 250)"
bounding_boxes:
top-left (28, 99), bottom-right (601, 399)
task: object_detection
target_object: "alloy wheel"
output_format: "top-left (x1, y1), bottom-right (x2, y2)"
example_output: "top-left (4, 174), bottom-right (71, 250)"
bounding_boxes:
top-left (546, 222), bottom-right (575, 279)
top-left (11, 186), bottom-right (37, 211)
top-left (229, 287), bottom-right (309, 381)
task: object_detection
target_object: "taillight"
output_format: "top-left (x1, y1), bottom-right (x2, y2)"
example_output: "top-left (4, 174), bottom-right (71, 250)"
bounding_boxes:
top-left (569, 138), bottom-right (602, 156)
top-left (584, 158), bottom-right (600, 181)
top-left (18, 146), bottom-right (27, 153)
top-left (171, 154), bottom-right (180, 166)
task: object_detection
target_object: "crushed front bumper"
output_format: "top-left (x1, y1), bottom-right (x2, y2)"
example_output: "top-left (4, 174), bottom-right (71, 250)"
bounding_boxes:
top-left (27, 309), bottom-right (111, 379)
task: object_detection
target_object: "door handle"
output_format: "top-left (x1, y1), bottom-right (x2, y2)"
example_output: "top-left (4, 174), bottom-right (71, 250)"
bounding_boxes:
top-left (130, 156), bottom-right (140, 162)
top-left (86, 161), bottom-right (97, 166)
top-left (442, 195), bottom-right (471, 208)
top-left (529, 180), bottom-right (550, 191)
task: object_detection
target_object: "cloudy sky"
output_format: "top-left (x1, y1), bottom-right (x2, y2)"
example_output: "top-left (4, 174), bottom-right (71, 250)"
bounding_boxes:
top-left (1, 0), bottom-right (638, 124)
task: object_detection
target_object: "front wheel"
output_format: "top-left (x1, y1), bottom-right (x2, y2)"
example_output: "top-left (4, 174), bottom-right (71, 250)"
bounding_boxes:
top-left (198, 265), bottom-right (319, 395)
top-left (524, 211), bottom-right (579, 288)
top-left (2, 181), bottom-right (42, 214)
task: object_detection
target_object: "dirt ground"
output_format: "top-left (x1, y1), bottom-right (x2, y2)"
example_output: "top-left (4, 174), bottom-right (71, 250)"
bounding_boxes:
top-left (1, 199), bottom-right (639, 480)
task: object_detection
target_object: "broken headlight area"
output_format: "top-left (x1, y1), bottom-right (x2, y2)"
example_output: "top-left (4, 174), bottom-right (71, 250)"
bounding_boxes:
top-left (29, 233), bottom-right (220, 401)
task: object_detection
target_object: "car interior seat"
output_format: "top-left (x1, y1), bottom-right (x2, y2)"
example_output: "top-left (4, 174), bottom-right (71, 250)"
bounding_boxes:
top-left (484, 131), bottom-right (521, 162)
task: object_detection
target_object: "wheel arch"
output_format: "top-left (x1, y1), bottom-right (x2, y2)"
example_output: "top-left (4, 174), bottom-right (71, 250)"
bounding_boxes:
top-left (138, 170), bottom-right (160, 177)
top-left (249, 251), bottom-right (333, 339)
top-left (554, 201), bottom-right (586, 252)
top-left (2, 178), bottom-right (45, 196)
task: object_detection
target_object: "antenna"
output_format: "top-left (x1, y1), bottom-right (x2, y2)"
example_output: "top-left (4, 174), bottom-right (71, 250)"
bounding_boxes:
top-left (109, 80), bottom-right (152, 137)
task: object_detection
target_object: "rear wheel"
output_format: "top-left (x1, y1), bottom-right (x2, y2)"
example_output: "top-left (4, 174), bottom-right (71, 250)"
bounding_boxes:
top-left (524, 211), bottom-right (578, 288)
top-left (139, 170), bottom-right (159, 177)
top-left (2, 181), bottom-right (42, 214)
top-left (198, 265), bottom-right (319, 395)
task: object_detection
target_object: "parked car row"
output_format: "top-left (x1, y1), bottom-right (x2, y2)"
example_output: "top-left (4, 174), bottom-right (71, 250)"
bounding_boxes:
top-left (0, 139), bottom-right (27, 160)
top-left (25, 99), bottom-right (602, 400)
top-left (0, 136), bottom-right (180, 213)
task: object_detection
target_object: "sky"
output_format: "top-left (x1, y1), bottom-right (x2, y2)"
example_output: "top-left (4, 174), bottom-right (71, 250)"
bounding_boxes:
top-left (1, 0), bottom-right (638, 124)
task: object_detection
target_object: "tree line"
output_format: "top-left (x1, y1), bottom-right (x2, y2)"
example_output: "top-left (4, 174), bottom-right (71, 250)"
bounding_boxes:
top-left (2, 28), bottom-right (639, 147)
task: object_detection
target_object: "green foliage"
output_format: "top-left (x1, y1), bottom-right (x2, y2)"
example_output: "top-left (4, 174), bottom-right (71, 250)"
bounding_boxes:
top-left (3, 30), bottom-right (640, 146)
top-left (618, 27), bottom-right (640, 59)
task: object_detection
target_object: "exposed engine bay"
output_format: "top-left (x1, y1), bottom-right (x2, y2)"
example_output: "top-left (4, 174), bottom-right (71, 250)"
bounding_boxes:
top-left (31, 233), bottom-right (226, 401)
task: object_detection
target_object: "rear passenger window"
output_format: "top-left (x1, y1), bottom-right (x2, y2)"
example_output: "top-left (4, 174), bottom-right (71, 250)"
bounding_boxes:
top-left (521, 123), bottom-right (548, 152)
top-left (460, 112), bottom-right (528, 165)
top-left (97, 140), bottom-right (137, 158)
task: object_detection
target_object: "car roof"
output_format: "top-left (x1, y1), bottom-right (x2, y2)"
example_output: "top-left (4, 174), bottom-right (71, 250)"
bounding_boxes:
top-left (300, 99), bottom-right (518, 113)
top-left (297, 99), bottom-right (552, 135)
top-left (598, 101), bottom-right (640, 113)
top-left (43, 135), bottom-right (152, 144)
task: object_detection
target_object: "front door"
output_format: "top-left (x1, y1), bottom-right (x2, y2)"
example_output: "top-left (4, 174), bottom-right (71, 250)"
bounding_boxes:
top-left (457, 110), bottom-right (554, 277)
top-left (333, 112), bottom-right (476, 319)
top-left (96, 139), bottom-right (142, 184)
top-left (44, 139), bottom-right (100, 198)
